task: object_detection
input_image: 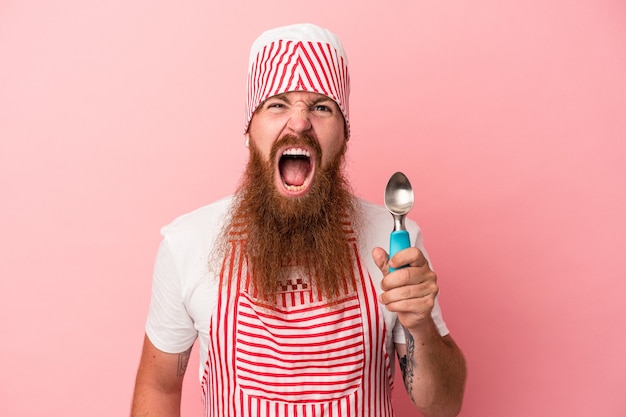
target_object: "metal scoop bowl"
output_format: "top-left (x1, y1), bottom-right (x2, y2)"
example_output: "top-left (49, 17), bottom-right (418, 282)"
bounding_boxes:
top-left (384, 171), bottom-right (415, 271)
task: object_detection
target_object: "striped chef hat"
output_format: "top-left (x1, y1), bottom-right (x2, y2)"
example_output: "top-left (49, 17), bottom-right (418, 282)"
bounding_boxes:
top-left (245, 23), bottom-right (351, 135)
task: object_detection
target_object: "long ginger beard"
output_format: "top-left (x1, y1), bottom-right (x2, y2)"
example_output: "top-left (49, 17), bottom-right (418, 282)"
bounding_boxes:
top-left (219, 134), bottom-right (361, 302)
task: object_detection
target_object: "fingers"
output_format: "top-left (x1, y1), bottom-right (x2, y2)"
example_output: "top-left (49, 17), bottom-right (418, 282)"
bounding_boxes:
top-left (389, 246), bottom-right (428, 270)
top-left (371, 246), bottom-right (427, 274)
top-left (382, 296), bottom-right (436, 332)
top-left (372, 246), bottom-right (437, 301)
top-left (373, 247), bottom-right (431, 289)
top-left (372, 247), bottom-right (389, 273)
top-left (378, 268), bottom-right (438, 333)
top-left (380, 292), bottom-right (436, 316)
top-left (378, 275), bottom-right (438, 305)
top-left (372, 247), bottom-right (439, 333)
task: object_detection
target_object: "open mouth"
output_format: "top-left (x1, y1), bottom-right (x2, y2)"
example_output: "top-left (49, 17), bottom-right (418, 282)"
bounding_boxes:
top-left (277, 147), bottom-right (315, 195)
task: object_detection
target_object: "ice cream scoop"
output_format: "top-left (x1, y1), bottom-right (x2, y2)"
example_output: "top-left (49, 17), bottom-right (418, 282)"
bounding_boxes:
top-left (384, 171), bottom-right (414, 272)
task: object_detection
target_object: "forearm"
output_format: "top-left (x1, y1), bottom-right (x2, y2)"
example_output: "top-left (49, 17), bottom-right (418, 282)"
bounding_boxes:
top-left (399, 321), bottom-right (467, 417)
top-left (130, 335), bottom-right (189, 417)
top-left (131, 382), bottom-right (182, 417)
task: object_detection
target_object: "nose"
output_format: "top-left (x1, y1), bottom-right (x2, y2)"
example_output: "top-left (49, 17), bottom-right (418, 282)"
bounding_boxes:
top-left (286, 108), bottom-right (312, 134)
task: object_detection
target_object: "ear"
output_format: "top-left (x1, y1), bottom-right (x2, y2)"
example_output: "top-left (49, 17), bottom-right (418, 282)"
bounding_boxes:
top-left (244, 133), bottom-right (250, 148)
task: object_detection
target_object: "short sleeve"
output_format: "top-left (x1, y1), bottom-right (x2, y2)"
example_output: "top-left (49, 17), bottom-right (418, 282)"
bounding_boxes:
top-left (145, 238), bottom-right (198, 353)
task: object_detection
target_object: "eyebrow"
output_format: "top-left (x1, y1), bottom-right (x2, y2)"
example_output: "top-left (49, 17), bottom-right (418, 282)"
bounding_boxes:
top-left (270, 93), bottom-right (333, 105)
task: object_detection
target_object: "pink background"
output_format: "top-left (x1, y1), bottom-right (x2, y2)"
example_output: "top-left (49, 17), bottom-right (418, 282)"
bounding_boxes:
top-left (1, 1), bottom-right (625, 416)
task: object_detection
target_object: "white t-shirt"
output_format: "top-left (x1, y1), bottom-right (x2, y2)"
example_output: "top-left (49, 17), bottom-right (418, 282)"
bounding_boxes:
top-left (146, 195), bottom-right (449, 382)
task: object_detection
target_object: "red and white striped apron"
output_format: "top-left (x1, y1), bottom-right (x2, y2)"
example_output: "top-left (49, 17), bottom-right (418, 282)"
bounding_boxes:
top-left (202, 223), bottom-right (395, 416)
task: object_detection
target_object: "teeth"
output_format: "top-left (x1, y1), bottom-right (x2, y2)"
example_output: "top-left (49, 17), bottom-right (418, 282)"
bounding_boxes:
top-left (282, 148), bottom-right (310, 157)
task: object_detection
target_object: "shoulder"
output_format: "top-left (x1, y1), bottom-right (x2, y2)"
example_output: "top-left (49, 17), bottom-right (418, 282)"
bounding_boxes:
top-left (356, 198), bottom-right (390, 220)
top-left (355, 198), bottom-right (422, 244)
top-left (157, 195), bottom-right (234, 273)
top-left (153, 195), bottom-right (233, 301)
top-left (160, 195), bottom-right (233, 245)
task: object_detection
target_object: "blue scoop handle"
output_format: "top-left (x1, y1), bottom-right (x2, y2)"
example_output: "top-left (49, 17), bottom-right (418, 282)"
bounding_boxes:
top-left (389, 229), bottom-right (411, 272)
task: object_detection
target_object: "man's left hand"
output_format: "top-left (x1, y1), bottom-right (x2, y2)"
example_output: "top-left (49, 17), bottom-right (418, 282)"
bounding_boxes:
top-left (372, 247), bottom-right (439, 334)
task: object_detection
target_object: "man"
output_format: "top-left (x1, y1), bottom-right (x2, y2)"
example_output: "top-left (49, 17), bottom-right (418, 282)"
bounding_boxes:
top-left (131, 23), bottom-right (466, 417)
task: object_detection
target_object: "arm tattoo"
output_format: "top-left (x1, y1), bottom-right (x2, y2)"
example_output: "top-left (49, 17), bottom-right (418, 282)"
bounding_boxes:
top-left (398, 328), bottom-right (416, 402)
top-left (177, 346), bottom-right (192, 377)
